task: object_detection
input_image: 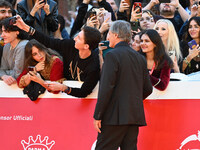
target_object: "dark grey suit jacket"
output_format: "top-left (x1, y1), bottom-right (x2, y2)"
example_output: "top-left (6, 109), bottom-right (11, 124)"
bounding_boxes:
top-left (94, 41), bottom-right (152, 126)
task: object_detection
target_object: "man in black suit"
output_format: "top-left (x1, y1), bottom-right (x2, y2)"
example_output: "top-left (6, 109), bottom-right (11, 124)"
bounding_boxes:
top-left (93, 20), bottom-right (153, 150)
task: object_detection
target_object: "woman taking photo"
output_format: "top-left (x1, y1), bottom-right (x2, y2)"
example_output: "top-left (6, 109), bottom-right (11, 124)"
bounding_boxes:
top-left (17, 0), bottom-right (58, 37)
top-left (140, 29), bottom-right (173, 91)
top-left (17, 39), bottom-right (64, 92)
top-left (180, 17), bottom-right (200, 74)
top-left (154, 19), bottom-right (182, 73)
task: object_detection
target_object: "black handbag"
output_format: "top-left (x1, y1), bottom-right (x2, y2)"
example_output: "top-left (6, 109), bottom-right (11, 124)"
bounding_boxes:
top-left (23, 80), bottom-right (46, 101)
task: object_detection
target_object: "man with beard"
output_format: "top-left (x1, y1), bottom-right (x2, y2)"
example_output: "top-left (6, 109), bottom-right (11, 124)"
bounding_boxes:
top-left (0, 1), bottom-right (13, 65)
top-left (144, 0), bottom-right (189, 33)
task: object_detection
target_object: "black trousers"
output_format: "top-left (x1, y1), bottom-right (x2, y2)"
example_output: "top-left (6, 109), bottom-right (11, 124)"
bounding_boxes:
top-left (95, 125), bottom-right (139, 150)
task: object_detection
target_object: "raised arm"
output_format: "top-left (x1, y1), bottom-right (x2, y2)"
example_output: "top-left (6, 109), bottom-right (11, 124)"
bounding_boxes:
top-left (70, 0), bottom-right (89, 38)
top-left (15, 15), bottom-right (74, 56)
top-left (170, 0), bottom-right (189, 22)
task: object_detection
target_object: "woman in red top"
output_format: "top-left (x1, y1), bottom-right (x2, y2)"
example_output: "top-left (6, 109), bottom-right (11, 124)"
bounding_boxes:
top-left (17, 39), bottom-right (64, 92)
top-left (140, 29), bottom-right (173, 91)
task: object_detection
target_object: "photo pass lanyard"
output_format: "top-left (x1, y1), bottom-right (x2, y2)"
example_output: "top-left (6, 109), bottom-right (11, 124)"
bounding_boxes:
top-left (149, 62), bottom-right (155, 75)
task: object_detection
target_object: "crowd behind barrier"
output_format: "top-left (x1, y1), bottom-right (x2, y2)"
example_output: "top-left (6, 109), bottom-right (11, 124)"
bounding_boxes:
top-left (1, 0), bottom-right (200, 149)
top-left (1, 80), bottom-right (200, 149)
top-left (0, 0), bottom-right (200, 92)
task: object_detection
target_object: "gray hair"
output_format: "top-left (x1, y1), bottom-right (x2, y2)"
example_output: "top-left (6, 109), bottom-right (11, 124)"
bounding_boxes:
top-left (109, 20), bottom-right (131, 43)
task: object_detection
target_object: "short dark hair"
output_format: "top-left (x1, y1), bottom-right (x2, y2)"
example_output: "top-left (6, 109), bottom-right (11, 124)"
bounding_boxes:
top-left (0, 17), bottom-right (28, 40)
top-left (82, 26), bottom-right (101, 51)
top-left (0, 1), bottom-right (12, 9)
top-left (5, 0), bottom-right (16, 8)
top-left (58, 14), bottom-right (65, 32)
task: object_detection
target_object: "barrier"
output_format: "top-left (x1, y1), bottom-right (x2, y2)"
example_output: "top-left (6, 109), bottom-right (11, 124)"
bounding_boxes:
top-left (0, 81), bottom-right (200, 150)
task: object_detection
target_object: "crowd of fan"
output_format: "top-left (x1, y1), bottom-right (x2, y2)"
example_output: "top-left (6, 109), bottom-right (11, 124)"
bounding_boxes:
top-left (0, 0), bottom-right (200, 99)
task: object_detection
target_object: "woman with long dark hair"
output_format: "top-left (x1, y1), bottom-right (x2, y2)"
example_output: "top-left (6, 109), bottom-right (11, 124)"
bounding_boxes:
top-left (140, 29), bottom-right (173, 91)
top-left (17, 39), bottom-right (64, 91)
top-left (181, 17), bottom-right (200, 74)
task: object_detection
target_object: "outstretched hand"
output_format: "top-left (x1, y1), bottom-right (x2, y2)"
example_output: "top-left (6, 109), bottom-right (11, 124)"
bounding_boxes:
top-left (14, 15), bottom-right (30, 33)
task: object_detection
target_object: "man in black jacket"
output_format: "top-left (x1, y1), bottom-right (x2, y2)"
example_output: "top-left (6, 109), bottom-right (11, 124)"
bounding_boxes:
top-left (93, 20), bottom-right (153, 150)
top-left (15, 15), bottom-right (101, 98)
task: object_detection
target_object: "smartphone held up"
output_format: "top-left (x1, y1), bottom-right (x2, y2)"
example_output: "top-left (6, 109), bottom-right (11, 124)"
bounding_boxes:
top-left (9, 16), bottom-right (17, 25)
top-left (103, 12), bottom-right (112, 22)
top-left (88, 11), bottom-right (97, 20)
top-left (188, 40), bottom-right (197, 49)
top-left (131, 21), bottom-right (139, 31)
top-left (134, 2), bottom-right (142, 14)
top-left (39, 0), bottom-right (46, 4)
top-left (28, 66), bottom-right (35, 72)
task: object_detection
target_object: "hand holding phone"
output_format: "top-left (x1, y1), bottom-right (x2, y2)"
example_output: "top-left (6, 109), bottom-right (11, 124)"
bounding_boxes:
top-left (131, 21), bottom-right (139, 31)
top-left (28, 66), bottom-right (37, 76)
top-left (103, 12), bottom-right (112, 22)
top-left (134, 2), bottom-right (142, 14)
top-left (9, 16), bottom-right (17, 25)
top-left (39, 0), bottom-right (46, 4)
top-left (88, 11), bottom-right (97, 20)
top-left (188, 40), bottom-right (197, 49)
top-left (28, 66), bottom-right (35, 72)
top-left (101, 41), bottom-right (109, 47)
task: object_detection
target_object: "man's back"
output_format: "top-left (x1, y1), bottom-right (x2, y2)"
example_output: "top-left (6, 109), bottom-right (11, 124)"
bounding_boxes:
top-left (95, 41), bottom-right (152, 125)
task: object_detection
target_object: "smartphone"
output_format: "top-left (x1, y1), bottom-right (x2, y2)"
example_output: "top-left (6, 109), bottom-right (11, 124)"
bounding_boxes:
top-left (88, 11), bottom-right (96, 20)
top-left (159, 0), bottom-right (171, 3)
top-left (188, 40), bottom-right (197, 49)
top-left (131, 21), bottom-right (139, 31)
top-left (9, 16), bottom-right (17, 25)
top-left (168, 50), bottom-right (175, 61)
top-left (28, 66), bottom-right (35, 71)
top-left (101, 41), bottom-right (109, 47)
top-left (100, 41), bottom-right (113, 58)
top-left (103, 12), bottom-right (112, 22)
top-left (134, 2), bottom-right (142, 14)
top-left (39, 0), bottom-right (46, 4)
